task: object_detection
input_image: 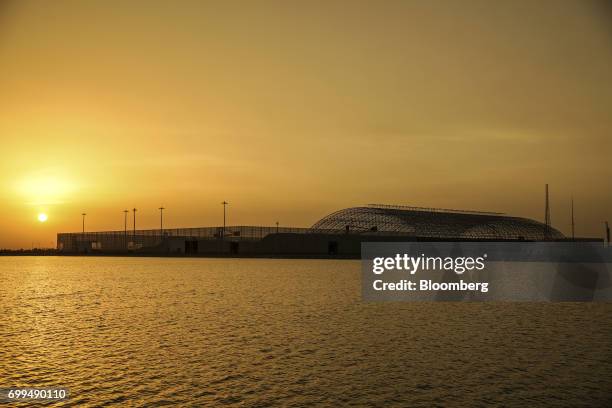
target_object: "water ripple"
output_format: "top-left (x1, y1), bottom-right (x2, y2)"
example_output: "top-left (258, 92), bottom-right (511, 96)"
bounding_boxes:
top-left (1, 256), bottom-right (611, 406)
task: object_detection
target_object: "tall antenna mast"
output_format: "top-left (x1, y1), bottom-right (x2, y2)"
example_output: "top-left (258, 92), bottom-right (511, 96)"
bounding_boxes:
top-left (544, 184), bottom-right (551, 239)
top-left (545, 184), bottom-right (551, 227)
top-left (571, 195), bottom-right (575, 240)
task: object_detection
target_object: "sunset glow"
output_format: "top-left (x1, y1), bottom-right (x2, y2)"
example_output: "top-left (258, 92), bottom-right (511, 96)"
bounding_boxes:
top-left (0, 1), bottom-right (610, 249)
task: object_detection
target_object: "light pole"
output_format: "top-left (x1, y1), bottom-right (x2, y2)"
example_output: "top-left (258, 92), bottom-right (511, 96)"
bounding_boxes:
top-left (221, 201), bottom-right (228, 239)
top-left (132, 208), bottom-right (137, 239)
top-left (276, 221), bottom-right (279, 234)
top-left (81, 213), bottom-right (86, 234)
top-left (159, 206), bottom-right (165, 237)
top-left (123, 209), bottom-right (128, 249)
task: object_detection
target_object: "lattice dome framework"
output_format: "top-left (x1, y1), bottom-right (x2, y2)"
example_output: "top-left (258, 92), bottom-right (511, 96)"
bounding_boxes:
top-left (311, 204), bottom-right (564, 240)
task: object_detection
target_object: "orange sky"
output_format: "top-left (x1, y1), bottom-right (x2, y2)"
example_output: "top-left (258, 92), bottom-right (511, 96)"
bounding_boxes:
top-left (1, 0), bottom-right (611, 249)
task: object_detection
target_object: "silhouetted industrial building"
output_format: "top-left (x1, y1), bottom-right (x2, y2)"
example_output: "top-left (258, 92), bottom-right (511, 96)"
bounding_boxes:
top-left (57, 204), bottom-right (584, 257)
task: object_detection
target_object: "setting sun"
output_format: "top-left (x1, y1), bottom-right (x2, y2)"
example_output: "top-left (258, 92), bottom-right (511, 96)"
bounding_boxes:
top-left (38, 213), bottom-right (48, 223)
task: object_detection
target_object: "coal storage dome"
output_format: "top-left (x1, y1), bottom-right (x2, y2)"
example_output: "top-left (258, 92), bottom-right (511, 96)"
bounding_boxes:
top-left (311, 204), bottom-right (564, 241)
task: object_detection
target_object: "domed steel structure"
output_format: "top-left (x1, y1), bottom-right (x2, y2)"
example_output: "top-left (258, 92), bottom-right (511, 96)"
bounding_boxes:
top-left (311, 204), bottom-right (564, 240)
